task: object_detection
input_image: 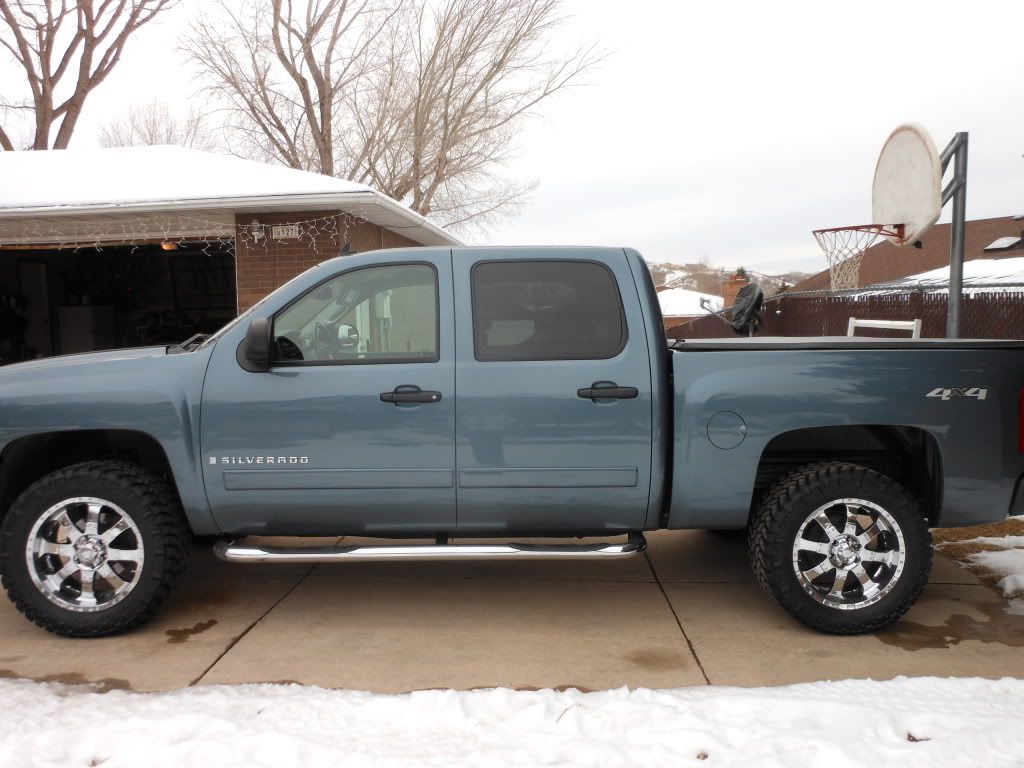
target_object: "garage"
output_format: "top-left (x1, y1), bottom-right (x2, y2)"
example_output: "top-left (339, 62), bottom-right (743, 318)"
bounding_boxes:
top-left (0, 243), bottom-right (235, 361)
top-left (0, 146), bottom-right (460, 364)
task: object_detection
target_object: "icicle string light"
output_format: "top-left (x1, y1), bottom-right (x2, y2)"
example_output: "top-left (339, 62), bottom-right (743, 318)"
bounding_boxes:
top-left (0, 211), bottom-right (366, 259)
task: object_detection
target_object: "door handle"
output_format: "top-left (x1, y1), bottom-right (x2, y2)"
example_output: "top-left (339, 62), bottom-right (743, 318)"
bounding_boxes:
top-left (577, 382), bottom-right (639, 401)
top-left (380, 385), bottom-right (442, 404)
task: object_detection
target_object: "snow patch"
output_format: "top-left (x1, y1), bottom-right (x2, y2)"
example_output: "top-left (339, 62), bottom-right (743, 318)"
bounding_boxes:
top-left (966, 549), bottom-right (1024, 596)
top-left (1, 677), bottom-right (1024, 767)
top-left (997, 575), bottom-right (1024, 597)
top-left (658, 288), bottom-right (723, 317)
top-left (943, 535), bottom-right (1024, 549)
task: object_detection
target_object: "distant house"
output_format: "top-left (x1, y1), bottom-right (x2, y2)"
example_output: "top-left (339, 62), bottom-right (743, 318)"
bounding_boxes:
top-left (0, 146), bottom-right (460, 362)
top-left (860, 255), bottom-right (1024, 295)
top-left (792, 215), bottom-right (1024, 292)
top-left (658, 287), bottom-right (723, 331)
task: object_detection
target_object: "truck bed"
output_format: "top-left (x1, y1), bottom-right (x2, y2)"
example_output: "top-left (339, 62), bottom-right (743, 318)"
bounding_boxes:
top-left (670, 336), bottom-right (1024, 351)
top-left (666, 337), bottom-right (1024, 531)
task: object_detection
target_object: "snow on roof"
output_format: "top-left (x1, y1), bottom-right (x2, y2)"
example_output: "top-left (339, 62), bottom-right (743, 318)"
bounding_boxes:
top-left (658, 287), bottom-right (723, 316)
top-left (848, 256), bottom-right (1024, 299)
top-left (887, 256), bottom-right (1024, 288)
top-left (0, 146), bottom-right (460, 246)
top-left (0, 146), bottom-right (372, 209)
top-left (984, 236), bottom-right (1023, 251)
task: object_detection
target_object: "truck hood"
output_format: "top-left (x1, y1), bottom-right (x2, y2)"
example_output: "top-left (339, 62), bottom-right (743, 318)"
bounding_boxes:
top-left (0, 346), bottom-right (169, 375)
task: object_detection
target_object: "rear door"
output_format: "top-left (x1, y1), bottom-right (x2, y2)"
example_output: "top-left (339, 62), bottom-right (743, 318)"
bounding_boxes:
top-left (453, 248), bottom-right (653, 532)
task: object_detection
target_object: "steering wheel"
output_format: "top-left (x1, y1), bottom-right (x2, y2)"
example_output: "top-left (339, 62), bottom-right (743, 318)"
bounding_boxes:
top-left (275, 335), bottom-right (304, 361)
top-left (313, 321), bottom-right (332, 360)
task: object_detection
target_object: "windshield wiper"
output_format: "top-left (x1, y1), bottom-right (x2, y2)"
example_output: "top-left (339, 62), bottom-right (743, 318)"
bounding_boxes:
top-left (167, 333), bottom-right (211, 354)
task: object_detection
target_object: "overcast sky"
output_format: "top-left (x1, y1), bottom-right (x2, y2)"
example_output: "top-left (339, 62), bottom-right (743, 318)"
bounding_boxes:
top-left (18, 0), bottom-right (1024, 274)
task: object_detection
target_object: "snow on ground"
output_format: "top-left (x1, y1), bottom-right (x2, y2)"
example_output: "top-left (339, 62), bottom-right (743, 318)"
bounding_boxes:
top-left (2, 677), bottom-right (1024, 768)
top-left (658, 287), bottom-right (723, 317)
top-left (967, 548), bottom-right (1024, 596)
top-left (942, 516), bottom-right (1024, 599)
top-left (961, 535), bottom-right (1024, 549)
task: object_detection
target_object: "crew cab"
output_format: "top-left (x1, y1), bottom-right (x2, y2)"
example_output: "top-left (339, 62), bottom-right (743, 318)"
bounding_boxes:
top-left (1, 246), bottom-right (1021, 637)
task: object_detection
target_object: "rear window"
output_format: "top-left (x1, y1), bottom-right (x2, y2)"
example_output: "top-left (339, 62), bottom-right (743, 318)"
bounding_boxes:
top-left (471, 260), bottom-right (627, 361)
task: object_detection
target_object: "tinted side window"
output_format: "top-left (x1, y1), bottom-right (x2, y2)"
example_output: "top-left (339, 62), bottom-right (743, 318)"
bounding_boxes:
top-left (471, 260), bottom-right (627, 361)
top-left (273, 264), bottom-right (438, 364)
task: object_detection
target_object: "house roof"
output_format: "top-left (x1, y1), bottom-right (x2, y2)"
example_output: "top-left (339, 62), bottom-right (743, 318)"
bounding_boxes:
top-left (0, 146), bottom-right (461, 247)
top-left (658, 287), bottom-right (723, 317)
top-left (860, 256), bottom-right (1024, 294)
top-left (793, 215), bottom-right (1024, 292)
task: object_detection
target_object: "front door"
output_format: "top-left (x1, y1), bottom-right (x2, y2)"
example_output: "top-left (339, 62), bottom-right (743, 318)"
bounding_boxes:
top-left (453, 249), bottom-right (653, 533)
top-left (201, 255), bottom-right (456, 536)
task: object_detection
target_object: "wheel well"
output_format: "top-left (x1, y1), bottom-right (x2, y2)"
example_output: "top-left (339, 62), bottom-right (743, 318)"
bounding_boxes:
top-left (752, 425), bottom-right (943, 524)
top-left (0, 430), bottom-right (177, 520)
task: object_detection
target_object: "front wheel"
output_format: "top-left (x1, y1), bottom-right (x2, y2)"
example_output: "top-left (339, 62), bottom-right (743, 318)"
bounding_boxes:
top-left (0, 460), bottom-right (190, 637)
top-left (749, 461), bottom-right (931, 634)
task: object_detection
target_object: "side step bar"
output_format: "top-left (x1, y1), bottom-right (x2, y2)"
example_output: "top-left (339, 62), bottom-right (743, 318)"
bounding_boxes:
top-left (214, 533), bottom-right (646, 563)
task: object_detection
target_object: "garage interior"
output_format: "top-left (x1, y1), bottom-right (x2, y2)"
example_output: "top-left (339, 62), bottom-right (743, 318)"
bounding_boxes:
top-left (0, 242), bottom-right (236, 364)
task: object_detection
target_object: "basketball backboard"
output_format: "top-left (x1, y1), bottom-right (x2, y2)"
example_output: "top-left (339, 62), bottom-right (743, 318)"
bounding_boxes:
top-left (811, 121), bottom-right (968, 336)
top-left (872, 123), bottom-right (943, 246)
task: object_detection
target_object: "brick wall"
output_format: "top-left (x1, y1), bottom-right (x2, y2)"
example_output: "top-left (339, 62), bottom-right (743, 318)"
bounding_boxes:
top-left (234, 211), bottom-right (422, 312)
top-left (381, 229), bottom-right (419, 248)
top-left (722, 277), bottom-right (749, 308)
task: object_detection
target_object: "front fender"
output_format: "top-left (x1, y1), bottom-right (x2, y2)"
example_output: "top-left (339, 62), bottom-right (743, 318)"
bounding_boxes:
top-left (0, 347), bottom-right (218, 534)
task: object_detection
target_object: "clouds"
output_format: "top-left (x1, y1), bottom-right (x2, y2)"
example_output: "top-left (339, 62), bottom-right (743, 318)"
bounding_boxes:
top-left (28, 0), bottom-right (1023, 274)
top-left (485, 0), bottom-right (1024, 272)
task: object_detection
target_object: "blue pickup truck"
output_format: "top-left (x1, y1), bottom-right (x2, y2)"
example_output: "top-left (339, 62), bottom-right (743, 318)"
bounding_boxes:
top-left (1, 246), bottom-right (1021, 638)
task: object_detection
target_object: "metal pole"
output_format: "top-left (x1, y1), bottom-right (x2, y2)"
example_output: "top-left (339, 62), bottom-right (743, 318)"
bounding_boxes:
top-left (941, 133), bottom-right (968, 338)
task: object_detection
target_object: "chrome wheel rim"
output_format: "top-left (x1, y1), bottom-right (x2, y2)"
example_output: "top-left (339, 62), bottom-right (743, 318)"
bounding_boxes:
top-left (24, 497), bottom-right (145, 613)
top-left (791, 498), bottom-right (906, 611)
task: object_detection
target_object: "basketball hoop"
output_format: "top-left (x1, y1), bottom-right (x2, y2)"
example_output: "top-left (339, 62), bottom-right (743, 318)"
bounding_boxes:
top-left (812, 122), bottom-right (945, 293)
top-left (812, 223), bottom-right (904, 291)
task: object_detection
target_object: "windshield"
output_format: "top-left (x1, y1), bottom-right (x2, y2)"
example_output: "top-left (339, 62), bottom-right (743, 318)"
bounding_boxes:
top-left (198, 263), bottom-right (325, 350)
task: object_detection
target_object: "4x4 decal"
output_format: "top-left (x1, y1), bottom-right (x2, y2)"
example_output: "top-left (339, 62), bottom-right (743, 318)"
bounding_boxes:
top-left (926, 387), bottom-right (988, 401)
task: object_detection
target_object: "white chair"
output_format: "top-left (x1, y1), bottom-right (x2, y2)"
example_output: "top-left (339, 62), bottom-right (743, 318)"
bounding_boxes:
top-left (847, 318), bottom-right (922, 339)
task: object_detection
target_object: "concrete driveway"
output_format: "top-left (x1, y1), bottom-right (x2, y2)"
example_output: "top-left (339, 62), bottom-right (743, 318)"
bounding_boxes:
top-left (1, 531), bottom-right (1021, 693)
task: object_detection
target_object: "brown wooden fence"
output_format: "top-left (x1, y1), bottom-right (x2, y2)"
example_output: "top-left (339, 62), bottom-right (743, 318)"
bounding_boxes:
top-left (666, 290), bottom-right (1024, 340)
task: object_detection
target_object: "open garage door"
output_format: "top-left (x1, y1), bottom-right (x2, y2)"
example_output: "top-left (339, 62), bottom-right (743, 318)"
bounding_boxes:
top-left (0, 243), bottom-right (236, 363)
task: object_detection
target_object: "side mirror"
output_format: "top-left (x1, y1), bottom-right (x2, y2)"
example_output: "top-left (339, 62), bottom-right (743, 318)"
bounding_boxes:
top-left (336, 323), bottom-right (360, 353)
top-left (240, 317), bottom-right (272, 372)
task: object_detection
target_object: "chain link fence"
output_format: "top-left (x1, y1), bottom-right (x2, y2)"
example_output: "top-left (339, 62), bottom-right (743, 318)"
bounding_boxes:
top-left (666, 285), bottom-right (1024, 340)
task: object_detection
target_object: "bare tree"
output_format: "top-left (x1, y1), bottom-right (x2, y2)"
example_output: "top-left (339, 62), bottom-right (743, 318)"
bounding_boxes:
top-left (0, 0), bottom-right (178, 151)
top-left (356, 0), bottom-right (600, 230)
top-left (185, 0), bottom-right (601, 232)
top-left (183, 0), bottom-right (392, 172)
top-left (98, 99), bottom-right (213, 149)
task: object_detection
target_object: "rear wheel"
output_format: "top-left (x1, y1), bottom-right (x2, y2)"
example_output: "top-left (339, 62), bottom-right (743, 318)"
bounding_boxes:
top-left (749, 461), bottom-right (931, 634)
top-left (0, 460), bottom-right (190, 637)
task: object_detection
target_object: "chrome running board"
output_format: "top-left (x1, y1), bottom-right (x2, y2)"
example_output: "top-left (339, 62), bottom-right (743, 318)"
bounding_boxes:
top-left (214, 534), bottom-right (646, 563)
